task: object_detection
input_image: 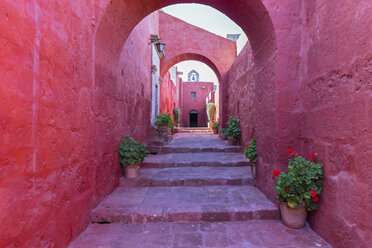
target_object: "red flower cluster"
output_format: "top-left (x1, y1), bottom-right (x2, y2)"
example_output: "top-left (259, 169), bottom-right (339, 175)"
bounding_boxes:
top-left (285, 188), bottom-right (289, 192)
top-left (310, 190), bottom-right (317, 196)
top-left (245, 144), bottom-right (249, 147)
top-left (295, 151), bottom-right (299, 155)
top-left (273, 170), bottom-right (280, 177)
top-left (312, 196), bottom-right (319, 202)
top-left (287, 148), bottom-right (293, 154)
top-left (309, 153), bottom-right (316, 158)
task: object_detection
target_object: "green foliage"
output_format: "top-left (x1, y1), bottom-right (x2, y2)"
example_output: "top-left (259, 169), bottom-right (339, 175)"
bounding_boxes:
top-left (244, 138), bottom-right (257, 164)
top-left (173, 108), bottom-right (181, 124)
top-left (154, 113), bottom-right (173, 128)
top-left (118, 135), bottom-right (149, 167)
top-left (225, 116), bottom-right (240, 138)
top-left (207, 103), bottom-right (216, 122)
top-left (221, 128), bottom-right (227, 135)
top-left (211, 120), bottom-right (219, 129)
top-left (273, 154), bottom-right (323, 211)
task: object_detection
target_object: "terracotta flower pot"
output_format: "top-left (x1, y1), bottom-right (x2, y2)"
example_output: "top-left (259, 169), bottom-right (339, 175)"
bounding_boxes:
top-left (212, 128), bottom-right (218, 134)
top-left (227, 136), bottom-right (238, 146)
top-left (124, 164), bottom-right (140, 179)
top-left (219, 132), bottom-right (227, 140)
top-left (158, 126), bottom-right (170, 136)
top-left (280, 202), bottom-right (307, 229)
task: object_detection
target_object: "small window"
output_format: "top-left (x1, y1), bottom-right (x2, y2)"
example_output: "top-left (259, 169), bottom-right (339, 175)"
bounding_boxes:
top-left (191, 92), bottom-right (196, 99)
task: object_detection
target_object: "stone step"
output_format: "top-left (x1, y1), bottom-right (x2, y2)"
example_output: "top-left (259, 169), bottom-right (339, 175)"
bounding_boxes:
top-left (91, 185), bottom-right (279, 224)
top-left (121, 166), bottom-right (253, 187)
top-left (148, 132), bottom-right (241, 154)
top-left (142, 152), bottom-right (249, 168)
top-left (69, 220), bottom-right (331, 248)
top-left (177, 127), bottom-right (213, 133)
top-left (148, 145), bottom-right (241, 154)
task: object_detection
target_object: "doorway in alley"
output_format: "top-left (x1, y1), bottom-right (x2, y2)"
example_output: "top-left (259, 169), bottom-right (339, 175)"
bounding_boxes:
top-left (189, 111), bottom-right (199, 127)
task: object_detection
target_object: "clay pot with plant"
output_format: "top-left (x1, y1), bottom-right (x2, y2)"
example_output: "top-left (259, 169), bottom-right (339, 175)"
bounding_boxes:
top-left (225, 116), bottom-right (240, 146)
top-left (244, 138), bottom-right (257, 180)
top-left (173, 108), bottom-right (181, 127)
top-left (219, 128), bottom-right (227, 140)
top-left (211, 120), bottom-right (219, 134)
top-left (154, 113), bottom-right (174, 136)
top-left (273, 150), bottom-right (323, 228)
top-left (118, 135), bottom-right (149, 179)
top-left (207, 103), bottom-right (216, 128)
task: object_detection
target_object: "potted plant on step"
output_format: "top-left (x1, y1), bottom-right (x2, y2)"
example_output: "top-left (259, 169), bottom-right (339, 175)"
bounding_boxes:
top-left (154, 113), bottom-right (173, 136)
top-left (211, 120), bottom-right (219, 134)
top-left (219, 128), bottom-right (227, 140)
top-left (207, 103), bottom-right (216, 128)
top-left (244, 138), bottom-right (257, 179)
top-left (273, 150), bottom-right (323, 228)
top-left (118, 135), bottom-right (149, 178)
top-left (225, 116), bottom-right (240, 145)
top-left (173, 108), bottom-right (181, 128)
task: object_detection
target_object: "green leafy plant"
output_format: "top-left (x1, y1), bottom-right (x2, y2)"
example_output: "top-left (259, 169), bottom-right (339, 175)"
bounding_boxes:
top-left (173, 108), bottom-right (181, 125)
top-left (225, 116), bottom-right (240, 138)
top-left (221, 128), bottom-right (227, 135)
top-left (273, 150), bottom-right (323, 211)
top-left (154, 113), bottom-right (173, 127)
top-left (118, 135), bottom-right (149, 167)
top-left (211, 120), bottom-right (219, 129)
top-left (244, 138), bottom-right (257, 164)
top-left (207, 103), bottom-right (216, 122)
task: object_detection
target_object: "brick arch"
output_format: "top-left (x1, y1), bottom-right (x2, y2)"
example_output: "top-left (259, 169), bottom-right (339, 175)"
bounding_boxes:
top-left (160, 53), bottom-right (222, 81)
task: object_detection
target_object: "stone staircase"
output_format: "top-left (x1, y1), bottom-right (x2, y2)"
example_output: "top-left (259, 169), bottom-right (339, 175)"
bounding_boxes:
top-left (69, 132), bottom-right (331, 248)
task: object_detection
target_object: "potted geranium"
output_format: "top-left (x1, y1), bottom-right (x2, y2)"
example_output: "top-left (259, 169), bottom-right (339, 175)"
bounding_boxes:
top-left (211, 121), bottom-right (219, 134)
top-left (154, 113), bottom-right (173, 136)
top-left (118, 135), bottom-right (149, 178)
top-left (273, 149), bottom-right (323, 228)
top-left (244, 138), bottom-right (257, 179)
top-left (225, 116), bottom-right (240, 145)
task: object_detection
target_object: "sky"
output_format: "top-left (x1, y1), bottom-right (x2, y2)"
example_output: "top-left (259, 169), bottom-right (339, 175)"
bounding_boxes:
top-left (162, 4), bottom-right (248, 85)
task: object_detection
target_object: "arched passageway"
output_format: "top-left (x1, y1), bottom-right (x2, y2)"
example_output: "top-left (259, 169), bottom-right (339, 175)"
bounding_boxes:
top-left (2, 0), bottom-right (371, 247)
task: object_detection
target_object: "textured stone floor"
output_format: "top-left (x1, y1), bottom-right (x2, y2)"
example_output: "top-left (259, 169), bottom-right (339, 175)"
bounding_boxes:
top-left (69, 133), bottom-right (330, 247)
top-left (142, 152), bottom-right (249, 168)
top-left (69, 220), bottom-right (331, 248)
top-left (91, 185), bottom-right (278, 223)
top-left (121, 166), bottom-right (253, 187)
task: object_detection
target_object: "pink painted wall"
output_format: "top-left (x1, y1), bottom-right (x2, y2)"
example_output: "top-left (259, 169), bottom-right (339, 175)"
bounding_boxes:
top-left (298, 1), bottom-right (372, 247)
top-left (180, 81), bottom-right (214, 127)
top-left (224, 1), bottom-right (372, 247)
top-left (159, 11), bottom-right (236, 79)
top-left (160, 71), bottom-right (177, 117)
top-left (0, 1), bottom-right (158, 246)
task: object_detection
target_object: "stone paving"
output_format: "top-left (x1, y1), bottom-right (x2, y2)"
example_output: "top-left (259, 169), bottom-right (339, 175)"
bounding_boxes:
top-left (69, 133), bottom-right (330, 247)
top-left (121, 166), bottom-right (253, 187)
top-left (69, 220), bottom-right (330, 248)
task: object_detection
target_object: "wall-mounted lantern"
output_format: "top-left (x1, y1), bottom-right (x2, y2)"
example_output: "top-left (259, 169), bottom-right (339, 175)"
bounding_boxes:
top-left (156, 42), bottom-right (166, 53)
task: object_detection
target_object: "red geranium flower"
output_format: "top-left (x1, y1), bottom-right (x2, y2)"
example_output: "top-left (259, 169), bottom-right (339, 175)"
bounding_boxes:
top-left (312, 196), bottom-right (319, 202)
top-left (310, 190), bottom-right (317, 196)
top-left (287, 148), bottom-right (293, 154)
top-left (245, 144), bottom-right (249, 147)
top-left (295, 151), bottom-right (299, 155)
top-left (309, 153), bottom-right (316, 158)
top-left (286, 188), bottom-right (289, 192)
top-left (273, 170), bottom-right (280, 177)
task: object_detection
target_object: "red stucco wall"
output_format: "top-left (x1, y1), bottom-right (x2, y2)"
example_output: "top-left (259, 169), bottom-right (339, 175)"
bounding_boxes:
top-left (224, 1), bottom-right (372, 248)
top-left (0, 1), bottom-right (158, 246)
top-left (160, 71), bottom-right (177, 117)
top-left (180, 81), bottom-right (214, 127)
